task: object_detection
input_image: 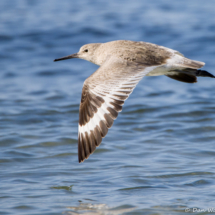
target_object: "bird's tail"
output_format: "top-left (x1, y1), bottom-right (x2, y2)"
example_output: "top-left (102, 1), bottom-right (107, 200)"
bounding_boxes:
top-left (196, 69), bottom-right (215, 78)
top-left (166, 69), bottom-right (215, 83)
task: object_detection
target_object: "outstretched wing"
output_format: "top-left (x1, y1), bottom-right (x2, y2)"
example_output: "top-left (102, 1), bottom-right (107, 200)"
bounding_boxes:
top-left (78, 57), bottom-right (158, 162)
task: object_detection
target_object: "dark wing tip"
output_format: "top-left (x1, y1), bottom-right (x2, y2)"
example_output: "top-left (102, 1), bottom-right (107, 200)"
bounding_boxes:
top-left (78, 93), bottom-right (129, 163)
top-left (166, 73), bottom-right (197, 83)
top-left (78, 125), bottom-right (103, 163)
top-left (78, 78), bottom-right (134, 163)
top-left (78, 94), bottom-right (127, 163)
top-left (196, 70), bottom-right (215, 78)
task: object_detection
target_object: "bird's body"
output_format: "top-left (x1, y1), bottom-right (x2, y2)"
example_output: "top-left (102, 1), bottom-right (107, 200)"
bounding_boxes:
top-left (54, 40), bottom-right (214, 163)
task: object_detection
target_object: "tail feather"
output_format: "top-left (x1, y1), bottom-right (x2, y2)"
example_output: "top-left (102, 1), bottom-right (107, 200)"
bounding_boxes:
top-left (167, 55), bottom-right (214, 83)
top-left (196, 70), bottom-right (215, 78)
top-left (181, 59), bottom-right (205, 69)
top-left (166, 69), bottom-right (215, 83)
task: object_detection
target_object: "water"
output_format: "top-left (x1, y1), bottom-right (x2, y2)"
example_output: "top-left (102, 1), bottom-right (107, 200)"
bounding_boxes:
top-left (1, 0), bottom-right (215, 214)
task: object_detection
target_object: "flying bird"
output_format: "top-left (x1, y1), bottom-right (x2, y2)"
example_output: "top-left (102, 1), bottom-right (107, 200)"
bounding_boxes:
top-left (54, 40), bottom-right (214, 163)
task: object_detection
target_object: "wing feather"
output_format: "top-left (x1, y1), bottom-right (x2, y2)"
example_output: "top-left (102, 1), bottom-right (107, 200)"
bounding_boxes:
top-left (78, 57), bottom-right (158, 162)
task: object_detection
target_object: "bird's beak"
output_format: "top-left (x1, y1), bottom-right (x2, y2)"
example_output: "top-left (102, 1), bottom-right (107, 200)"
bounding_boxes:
top-left (54, 53), bottom-right (78, 62)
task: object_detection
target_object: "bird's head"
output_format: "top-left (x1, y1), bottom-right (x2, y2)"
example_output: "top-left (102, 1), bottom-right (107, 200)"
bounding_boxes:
top-left (54, 43), bottom-right (102, 65)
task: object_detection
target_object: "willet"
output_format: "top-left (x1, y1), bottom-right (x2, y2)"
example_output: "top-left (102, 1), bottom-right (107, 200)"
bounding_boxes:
top-left (54, 40), bottom-right (214, 163)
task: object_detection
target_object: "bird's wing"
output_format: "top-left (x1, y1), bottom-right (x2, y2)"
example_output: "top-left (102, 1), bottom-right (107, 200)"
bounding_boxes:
top-left (78, 57), bottom-right (158, 162)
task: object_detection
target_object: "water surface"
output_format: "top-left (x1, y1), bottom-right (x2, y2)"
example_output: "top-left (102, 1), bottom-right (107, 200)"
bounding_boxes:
top-left (1, 0), bottom-right (215, 214)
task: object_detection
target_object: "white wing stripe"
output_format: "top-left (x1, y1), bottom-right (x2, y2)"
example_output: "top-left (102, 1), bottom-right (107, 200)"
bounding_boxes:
top-left (78, 65), bottom-right (158, 162)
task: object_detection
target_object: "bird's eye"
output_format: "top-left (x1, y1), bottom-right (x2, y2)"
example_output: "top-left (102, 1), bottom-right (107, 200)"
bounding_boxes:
top-left (84, 49), bottom-right (88, 52)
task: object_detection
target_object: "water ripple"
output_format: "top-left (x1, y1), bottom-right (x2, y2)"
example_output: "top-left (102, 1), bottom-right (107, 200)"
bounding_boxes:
top-left (1, 0), bottom-right (215, 214)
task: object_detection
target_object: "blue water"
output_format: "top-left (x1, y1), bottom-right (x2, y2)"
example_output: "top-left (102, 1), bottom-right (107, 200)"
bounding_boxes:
top-left (1, 0), bottom-right (215, 214)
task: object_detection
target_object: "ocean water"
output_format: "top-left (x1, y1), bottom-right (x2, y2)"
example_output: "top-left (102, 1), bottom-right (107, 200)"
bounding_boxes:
top-left (1, 0), bottom-right (215, 214)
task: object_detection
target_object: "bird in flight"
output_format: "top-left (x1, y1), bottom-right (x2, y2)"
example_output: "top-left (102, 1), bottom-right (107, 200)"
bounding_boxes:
top-left (54, 40), bottom-right (214, 163)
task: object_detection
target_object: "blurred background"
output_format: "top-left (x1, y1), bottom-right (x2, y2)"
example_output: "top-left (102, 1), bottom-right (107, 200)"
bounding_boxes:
top-left (1, 0), bottom-right (215, 214)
